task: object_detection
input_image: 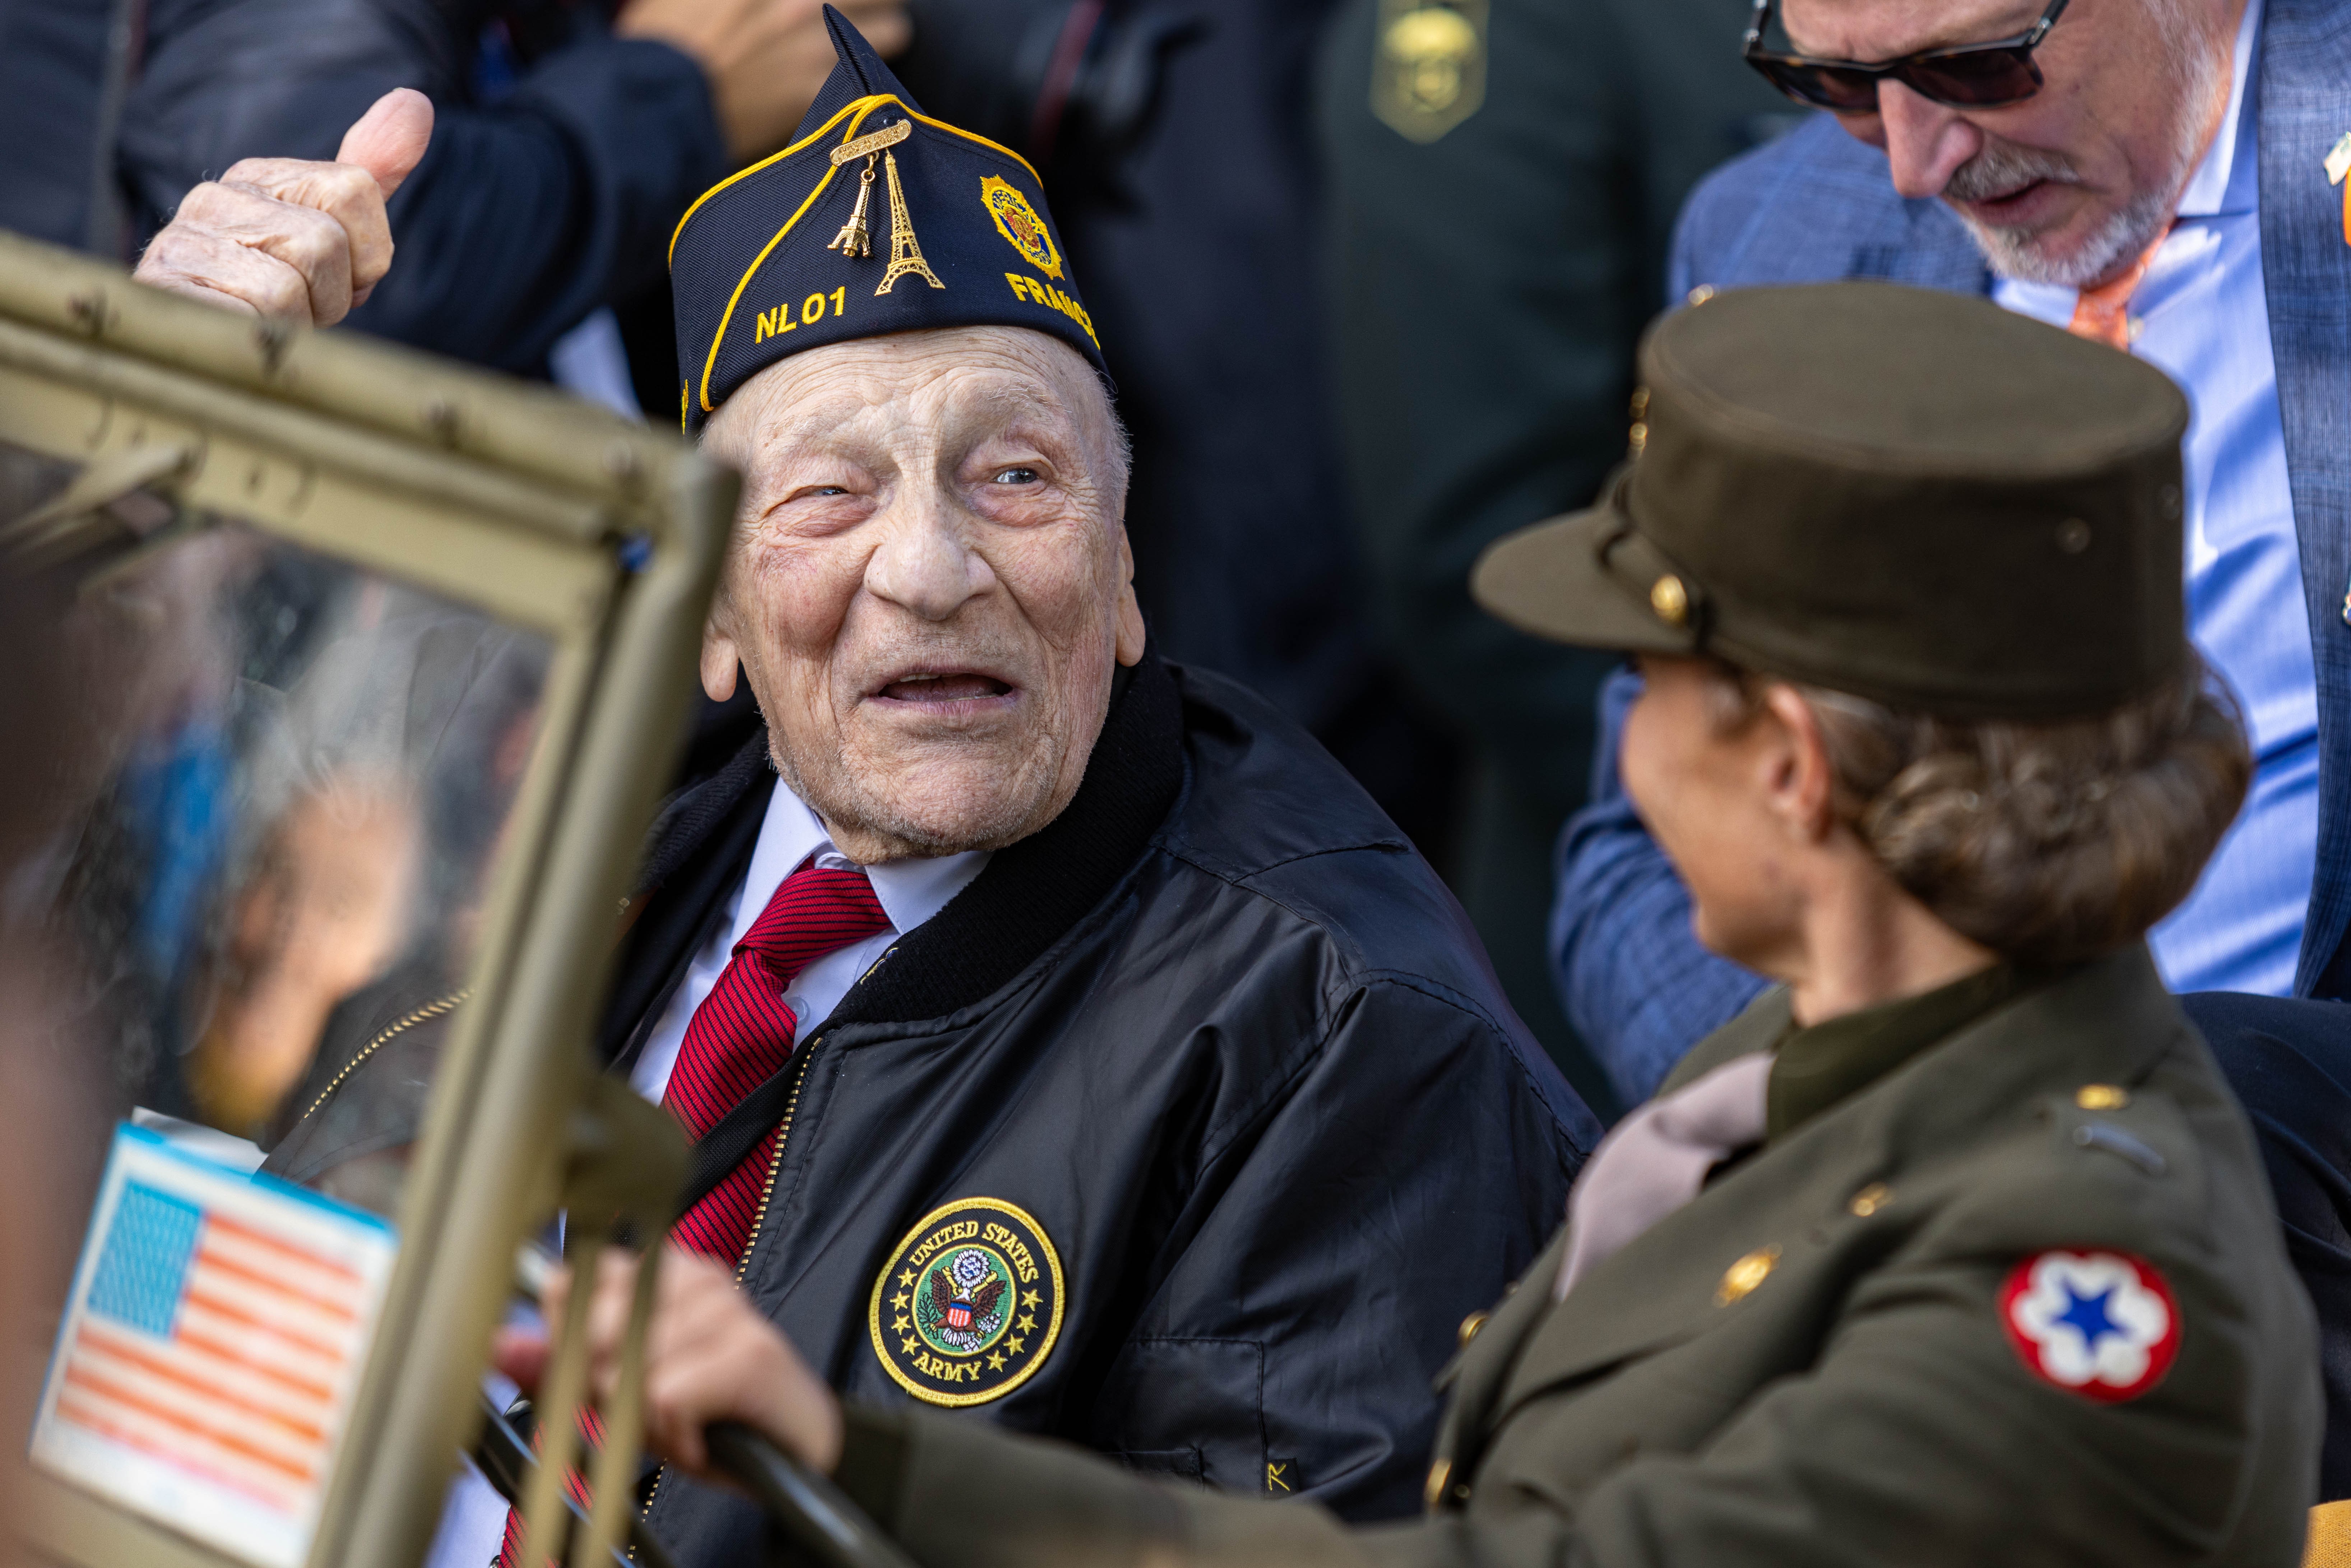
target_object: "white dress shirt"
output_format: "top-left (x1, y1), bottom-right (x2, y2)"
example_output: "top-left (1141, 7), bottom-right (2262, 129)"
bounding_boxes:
top-left (430, 781), bottom-right (986, 1568)
top-left (628, 782), bottom-right (989, 1101)
top-left (1994, 0), bottom-right (2318, 996)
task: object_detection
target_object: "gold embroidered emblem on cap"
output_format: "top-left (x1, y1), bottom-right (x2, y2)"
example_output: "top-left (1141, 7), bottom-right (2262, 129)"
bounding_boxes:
top-left (870, 1197), bottom-right (1064, 1406)
top-left (2077, 1084), bottom-right (2130, 1110)
top-left (1716, 1245), bottom-right (1780, 1306)
top-left (1650, 574), bottom-right (1689, 627)
top-left (1371, 0), bottom-right (1487, 143)
top-left (980, 175), bottom-right (1063, 280)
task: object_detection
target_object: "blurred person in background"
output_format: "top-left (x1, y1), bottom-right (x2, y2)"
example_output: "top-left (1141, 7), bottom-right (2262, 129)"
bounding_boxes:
top-left (1545, 0), bottom-right (2351, 1500)
top-left (884, 0), bottom-right (1457, 860)
top-left (0, 557), bottom-right (126, 1568)
top-left (0, 0), bottom-right (904, 407)
top-left (1314, 0), bottom-right (1794, 1111)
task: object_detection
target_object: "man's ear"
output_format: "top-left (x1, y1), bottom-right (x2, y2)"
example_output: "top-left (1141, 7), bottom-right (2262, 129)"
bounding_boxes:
top-left (1758, 682), bottom-right (1837, 841)
top-left (700, 616), bottom-right (741, 702)
top-left (1112, 526), bottom-right (1146, 667)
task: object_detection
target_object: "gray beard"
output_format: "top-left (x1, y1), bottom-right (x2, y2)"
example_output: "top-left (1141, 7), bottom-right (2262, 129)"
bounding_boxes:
top-left (1945, 33), bottom-right (2229, 289)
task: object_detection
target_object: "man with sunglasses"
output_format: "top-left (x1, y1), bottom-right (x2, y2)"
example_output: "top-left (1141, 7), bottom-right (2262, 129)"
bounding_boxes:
top-left (1548, 0), bottom-right (2351, 1488)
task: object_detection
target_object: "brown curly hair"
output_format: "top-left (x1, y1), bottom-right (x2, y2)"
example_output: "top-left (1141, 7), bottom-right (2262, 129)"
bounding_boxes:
top-left (1705, 657), bottom-right (2252, 967)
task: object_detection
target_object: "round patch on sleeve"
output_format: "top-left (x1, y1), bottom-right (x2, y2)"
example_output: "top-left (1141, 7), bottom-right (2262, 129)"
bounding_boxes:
top-left (869, 1197), bottom-right (1064, 1407)
top-left (1998, 1251), bottom-right (2180, 1402)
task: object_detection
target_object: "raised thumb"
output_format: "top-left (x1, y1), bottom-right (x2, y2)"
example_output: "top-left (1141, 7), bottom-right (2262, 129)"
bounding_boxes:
top-left (335, 88), bottom-right (435, 200)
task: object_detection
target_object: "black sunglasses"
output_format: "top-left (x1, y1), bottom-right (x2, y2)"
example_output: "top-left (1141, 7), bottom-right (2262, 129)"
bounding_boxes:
top-left (1743, 0), bottom-right (2071, 112)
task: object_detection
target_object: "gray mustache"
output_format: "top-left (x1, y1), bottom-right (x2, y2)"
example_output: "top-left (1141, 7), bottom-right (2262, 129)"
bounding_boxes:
top-left (1945, 145), bottom-right (2082, 205)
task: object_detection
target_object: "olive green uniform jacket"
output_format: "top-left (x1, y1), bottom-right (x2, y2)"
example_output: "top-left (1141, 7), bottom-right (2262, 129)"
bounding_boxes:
top-left (831, 945), bottom-right (2322, 1566)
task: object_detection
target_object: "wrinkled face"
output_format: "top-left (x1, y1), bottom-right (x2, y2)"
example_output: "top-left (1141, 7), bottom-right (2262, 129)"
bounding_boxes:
top-left (701, 327), bottom-right (1145, 864)
top-left (1617, 657), bottom-right (1802, 971)
top-left (1782, 0), bottom-right (2238, 286)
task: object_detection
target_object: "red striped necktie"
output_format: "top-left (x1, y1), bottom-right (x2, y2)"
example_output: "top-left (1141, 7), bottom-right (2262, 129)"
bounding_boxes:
top-left (496, 862), bottom-right (890, 1568)
top-left (662, 862), bottom-right (892, 1261)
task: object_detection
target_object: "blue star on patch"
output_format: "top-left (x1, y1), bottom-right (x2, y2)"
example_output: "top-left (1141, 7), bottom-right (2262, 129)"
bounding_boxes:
top-left (2053, 1283), bottom-right (2121, 1352)
top-left (2000, 1251), bottom-right (2179, 1402)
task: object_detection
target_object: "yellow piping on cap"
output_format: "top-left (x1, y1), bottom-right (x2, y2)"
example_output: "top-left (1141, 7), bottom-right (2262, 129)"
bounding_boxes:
top-left (682, 95), bottom-right (1052, 419)
top-left (694, 156), bottom-right (848, 416)
top-left (669, 94), bottom-right (1043, 267)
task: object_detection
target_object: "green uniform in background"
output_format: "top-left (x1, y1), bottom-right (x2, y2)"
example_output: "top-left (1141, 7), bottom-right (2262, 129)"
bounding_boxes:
top-left (1313, 0), bottom-right (1796, 1113)
top-left (830, 946), bottom-right (2319, 1566)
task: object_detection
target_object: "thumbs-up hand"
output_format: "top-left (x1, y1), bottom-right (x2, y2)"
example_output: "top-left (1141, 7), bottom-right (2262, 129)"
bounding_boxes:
top-left (134, 88), bottom-right (435, 327)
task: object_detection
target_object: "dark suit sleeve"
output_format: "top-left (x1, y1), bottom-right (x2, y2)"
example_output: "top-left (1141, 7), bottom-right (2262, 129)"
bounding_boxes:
top-left (2178, 989), bottom-right (2351, 1502)
top-left (117, 0), bottom-right (724, 374)
top-left (1078, 978), bottom-right (1583, 1522)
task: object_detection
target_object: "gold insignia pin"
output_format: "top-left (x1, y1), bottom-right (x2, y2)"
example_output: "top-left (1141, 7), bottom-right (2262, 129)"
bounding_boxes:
top-left (876, 151), bottom-right (944, 294)
top-left (1847, 1183), bottom-right (1892, 1218)
top-left (1650, 574), bottom-right (1689, 627)
top-left (2076, 1084), bottom-right (2130, 1110)
top-left (1716, 1245), bottom-right (1780, 1306)
top-left (1371, 0), bottom-right (1487, 143)
top-left (830, 118), bottom-right (912, 167)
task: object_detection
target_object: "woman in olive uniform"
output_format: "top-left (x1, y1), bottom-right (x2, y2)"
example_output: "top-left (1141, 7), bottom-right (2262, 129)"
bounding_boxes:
top-left (510, 282), bottom-right (2323, 1567)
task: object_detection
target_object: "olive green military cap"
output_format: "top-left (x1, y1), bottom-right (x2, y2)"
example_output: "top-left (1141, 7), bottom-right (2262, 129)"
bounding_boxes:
top-left (1472, 281), bottom-right (2193, 719)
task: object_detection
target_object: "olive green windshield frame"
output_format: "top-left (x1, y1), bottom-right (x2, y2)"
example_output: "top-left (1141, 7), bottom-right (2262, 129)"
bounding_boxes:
top-left (0, 232), bottom-right (734, 1568)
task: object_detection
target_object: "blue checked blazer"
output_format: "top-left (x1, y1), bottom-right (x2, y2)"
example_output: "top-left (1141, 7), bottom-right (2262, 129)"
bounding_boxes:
top-left (1553, 0), bottom-right (2351, 1104)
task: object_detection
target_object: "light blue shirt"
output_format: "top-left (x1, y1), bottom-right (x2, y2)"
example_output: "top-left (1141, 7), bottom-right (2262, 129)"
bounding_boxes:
top-left (1995, 0), bottom-right (2317, 996)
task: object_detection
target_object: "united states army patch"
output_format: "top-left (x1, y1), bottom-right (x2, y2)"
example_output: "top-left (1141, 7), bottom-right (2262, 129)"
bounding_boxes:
top-left (1999, 1251), bottom-right (2179, 1402)
top-left (870, 1197), bottom-right (1064, 1407)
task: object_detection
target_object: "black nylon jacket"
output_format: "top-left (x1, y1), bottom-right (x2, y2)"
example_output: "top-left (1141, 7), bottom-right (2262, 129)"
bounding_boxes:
top-left (271, 655), bottom-right (1596, 1551)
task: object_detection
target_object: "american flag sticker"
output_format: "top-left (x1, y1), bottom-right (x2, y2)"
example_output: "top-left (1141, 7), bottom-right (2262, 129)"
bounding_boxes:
top-left (31, 1123), bottom-right (398, 1568)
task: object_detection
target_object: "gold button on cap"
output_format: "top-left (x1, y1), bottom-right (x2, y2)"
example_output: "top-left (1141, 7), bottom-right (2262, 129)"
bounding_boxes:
top-left (1847, 1182), bottom-right (1892, 1218)
top-left (2077, 1084), bottom-right (2130, 1110)
top-left (1716, 1245), bottom-right (1780, 1306)
top-left (1650, 574), bottom-right (1689, 626)
top-left (1424, 1457), bottom-right (1453, 1511)
top-left (1457, 1310), bottom-right (1490, 1347)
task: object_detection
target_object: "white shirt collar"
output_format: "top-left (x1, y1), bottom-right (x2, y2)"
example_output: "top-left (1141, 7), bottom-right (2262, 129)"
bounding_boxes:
top-left (2174, 0), bottom-right (2262, 220)
top-left (727, 779), bottom-right (989, 948)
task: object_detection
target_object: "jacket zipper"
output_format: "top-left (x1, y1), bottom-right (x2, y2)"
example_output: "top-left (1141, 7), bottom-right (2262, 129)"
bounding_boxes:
top-left (636, 1029), bottom-right (826, 1547)
top-left (290, 988), bottom-right (470, 1129)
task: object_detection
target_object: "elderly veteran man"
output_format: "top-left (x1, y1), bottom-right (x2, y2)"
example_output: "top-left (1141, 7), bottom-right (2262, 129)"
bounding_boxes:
top-left (506, 284), bottom-right (2323, 1567)
top-left (130, 8), bottom-right (1598, 1557)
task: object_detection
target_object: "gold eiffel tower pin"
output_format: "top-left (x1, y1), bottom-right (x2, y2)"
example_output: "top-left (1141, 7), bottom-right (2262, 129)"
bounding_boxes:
top-left (826, 120), bottom-right (908, 258)
top-left (875, 149), bottom-right (945, 294)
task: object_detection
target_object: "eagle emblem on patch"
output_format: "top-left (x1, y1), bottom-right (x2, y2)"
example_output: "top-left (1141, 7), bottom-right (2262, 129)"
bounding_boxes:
top-left (979, 176), bottom-right (1063, 280)
top-left (1999, 1251), bottom-right (2180, 1402)
top-left (870, 1197), bottom-right (1064, 1407)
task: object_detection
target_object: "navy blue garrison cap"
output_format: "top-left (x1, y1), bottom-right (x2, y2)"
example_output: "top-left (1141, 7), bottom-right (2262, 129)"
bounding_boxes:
top-left (668, 7), bottom-right (1107, 433)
